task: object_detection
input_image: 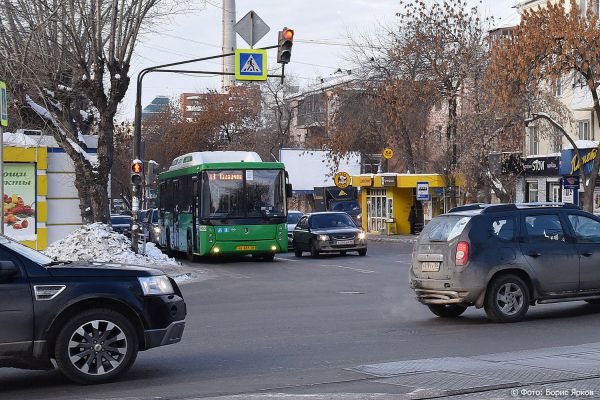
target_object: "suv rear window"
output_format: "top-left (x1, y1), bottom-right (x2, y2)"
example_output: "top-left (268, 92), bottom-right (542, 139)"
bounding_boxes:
top-left (421, 215), bottom-right (471, 242)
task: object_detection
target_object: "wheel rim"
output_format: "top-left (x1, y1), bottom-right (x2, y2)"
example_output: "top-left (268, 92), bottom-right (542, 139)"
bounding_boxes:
top-left (496, 283), bottom-right (524, 316)
top-left (68, 319), bottom-right (128, 376)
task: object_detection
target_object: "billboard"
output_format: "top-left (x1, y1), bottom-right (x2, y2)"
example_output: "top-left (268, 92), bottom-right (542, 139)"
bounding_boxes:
top-left (3, 163), bottom-right (36, 241)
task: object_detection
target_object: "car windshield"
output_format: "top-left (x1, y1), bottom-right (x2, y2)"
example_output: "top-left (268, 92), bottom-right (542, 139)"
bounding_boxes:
top-left (310, 213), bottom-right (356, 229)
top-left (111, 216), bottom-right (131, 225)
top-left (330, 201), bottom-right (360, 212)
top-left (287, 212), bottom-right (303, 224)
top-left (420, 215), bottom-right (471, 242)
top-left (152, 210), bottom-right (158, 223)
top-left (0, 235), bottom-right (53, 265)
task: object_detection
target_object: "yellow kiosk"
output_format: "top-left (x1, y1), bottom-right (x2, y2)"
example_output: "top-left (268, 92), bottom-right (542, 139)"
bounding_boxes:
top-left (352, 173), bottom-right (463, 235)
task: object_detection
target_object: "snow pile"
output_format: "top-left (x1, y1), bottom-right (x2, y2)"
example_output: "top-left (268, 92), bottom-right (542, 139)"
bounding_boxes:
top-left (43, 223), bottom-right (179, 266)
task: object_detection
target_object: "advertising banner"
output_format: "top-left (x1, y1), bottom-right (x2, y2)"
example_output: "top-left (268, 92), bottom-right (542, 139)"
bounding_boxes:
top-left (3, 163), bottom-right (36, 241)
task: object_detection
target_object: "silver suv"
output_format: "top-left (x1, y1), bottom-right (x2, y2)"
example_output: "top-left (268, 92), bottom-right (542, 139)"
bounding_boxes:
top-left (410, 203), bottom-right (600, 323)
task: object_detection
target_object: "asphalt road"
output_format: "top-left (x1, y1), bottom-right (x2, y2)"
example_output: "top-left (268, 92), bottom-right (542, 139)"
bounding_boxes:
top-left (3, 241), bottom-right (600, 399)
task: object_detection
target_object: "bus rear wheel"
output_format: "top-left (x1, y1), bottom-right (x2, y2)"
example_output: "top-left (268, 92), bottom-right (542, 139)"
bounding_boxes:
top-left (186, 235), bottom-right (197, 262)
top-left (166, 229), bottom-right (174, 257)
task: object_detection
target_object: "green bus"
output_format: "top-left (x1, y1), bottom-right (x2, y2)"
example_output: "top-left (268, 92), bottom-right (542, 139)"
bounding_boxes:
top-left (158, 151), bottom-right (291, 260)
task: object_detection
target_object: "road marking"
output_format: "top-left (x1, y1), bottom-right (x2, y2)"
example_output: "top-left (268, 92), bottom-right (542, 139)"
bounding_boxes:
top-left (336, 291), bottom-right (364, 294)
top-left (319, 264), bottom-right (376, 274)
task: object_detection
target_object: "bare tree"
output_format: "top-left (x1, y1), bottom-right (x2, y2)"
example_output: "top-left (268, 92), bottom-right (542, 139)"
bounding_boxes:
top-left (488, 0), bottom-right (599, 209)
top-left (0, 0), bottom-right (189, 223)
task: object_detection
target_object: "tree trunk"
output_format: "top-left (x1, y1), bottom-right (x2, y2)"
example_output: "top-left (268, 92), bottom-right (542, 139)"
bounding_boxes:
top-left (446, 95), bottom-right (458, 208)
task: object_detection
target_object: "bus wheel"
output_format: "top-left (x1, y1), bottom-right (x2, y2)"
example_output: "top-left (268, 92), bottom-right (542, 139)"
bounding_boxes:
top-left (166, 229), bottom-right (174, 257)
top-left (263, 253), bottom-right (275, 262)
top-left (186, 235), bottom-right (197, 262)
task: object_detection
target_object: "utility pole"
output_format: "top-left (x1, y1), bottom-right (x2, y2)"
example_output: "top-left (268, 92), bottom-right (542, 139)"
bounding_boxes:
top-left (222, 0), bottom-right (237, 91)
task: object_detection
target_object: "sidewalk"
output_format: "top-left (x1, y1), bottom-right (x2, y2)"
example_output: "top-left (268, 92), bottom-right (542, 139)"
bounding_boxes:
top-left (367, 233), bottom-right (418, 244)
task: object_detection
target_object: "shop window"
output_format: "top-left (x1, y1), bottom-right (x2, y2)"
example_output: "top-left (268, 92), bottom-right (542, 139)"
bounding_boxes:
top-left (547, 182), bottom-right (561, 203)
top-left (526, 181), bottom-right (539, 203)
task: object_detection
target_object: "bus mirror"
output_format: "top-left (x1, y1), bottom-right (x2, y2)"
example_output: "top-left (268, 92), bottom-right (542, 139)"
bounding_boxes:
top-left (286, 184), bottom-right (293, 198)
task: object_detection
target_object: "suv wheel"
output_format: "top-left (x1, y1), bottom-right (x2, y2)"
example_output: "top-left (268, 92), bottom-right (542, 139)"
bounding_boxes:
top-left (427, 304), bottom-right (467, 318)
top-left (484, 274), bottom-right (530, 323)
top-left (55, 309), bottom-right (139, 384)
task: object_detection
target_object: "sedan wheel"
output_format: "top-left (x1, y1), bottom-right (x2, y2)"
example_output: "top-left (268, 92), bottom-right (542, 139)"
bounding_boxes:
top-left (55, 309), bottom-right (138, 384)
top-left (310, 241), bottom-right (320, 258)
top-left (484, 275), bottom-right (530, 323)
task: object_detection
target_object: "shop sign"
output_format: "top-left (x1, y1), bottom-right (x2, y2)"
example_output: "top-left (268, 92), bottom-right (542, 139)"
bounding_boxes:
top-left (523, 156), bottom-right (559, 176)
top-left (382, 176), bottom-right (397, 187)
top-left (3, 163), bottom-right (36, 241)
top-left (416, 182), bottom-right (430, 201)
top-left (334, 172), bottom-right (351, 189)
top-left (562, 175), bottom-right (580, 189)
top-left (560, 148), bottom-right (597, 176)
top-left (353, 176), bottom-right (372, 186)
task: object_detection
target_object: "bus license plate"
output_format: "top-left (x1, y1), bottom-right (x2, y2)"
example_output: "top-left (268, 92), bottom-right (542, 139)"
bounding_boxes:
top-left (236, 245), bottom-right (256, 251)
top-left (336, 240), bottom-right (354, 246)
top-left (421, 262), bottom-right (440, 272)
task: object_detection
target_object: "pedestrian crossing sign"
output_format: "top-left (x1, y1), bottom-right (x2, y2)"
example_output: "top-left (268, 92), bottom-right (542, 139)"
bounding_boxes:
top-left (235, 49), bottom-right (267, 81)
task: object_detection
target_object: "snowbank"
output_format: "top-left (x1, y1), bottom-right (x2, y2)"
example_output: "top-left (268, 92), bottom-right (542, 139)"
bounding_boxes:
top-left (43, 223), bottom-right (179, 266)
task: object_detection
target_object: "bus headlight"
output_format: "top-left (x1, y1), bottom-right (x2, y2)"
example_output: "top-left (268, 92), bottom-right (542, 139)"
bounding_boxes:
top-left (271, 245), bottom-right (277, 252)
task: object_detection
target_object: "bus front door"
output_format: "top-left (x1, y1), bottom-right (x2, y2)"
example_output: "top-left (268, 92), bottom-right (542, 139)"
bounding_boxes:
top-left (192, 178), bottom-right (199, 253)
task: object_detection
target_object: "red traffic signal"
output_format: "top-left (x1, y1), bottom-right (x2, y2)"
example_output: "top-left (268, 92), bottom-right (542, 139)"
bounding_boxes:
top-left (283, 29), bottom-right (294, 41)
top-left (277, 27), bottom-right (294, 64)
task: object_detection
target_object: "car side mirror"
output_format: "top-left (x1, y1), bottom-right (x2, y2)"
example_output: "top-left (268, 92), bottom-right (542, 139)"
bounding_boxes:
top-left (286, 184), bottom-right (293, 198)
top-left (0, 261), bottom-right (18, 282)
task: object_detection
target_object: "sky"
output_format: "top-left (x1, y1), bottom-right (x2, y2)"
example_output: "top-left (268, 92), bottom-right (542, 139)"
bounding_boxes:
top-left (121, 0), bottom-right (520, 120)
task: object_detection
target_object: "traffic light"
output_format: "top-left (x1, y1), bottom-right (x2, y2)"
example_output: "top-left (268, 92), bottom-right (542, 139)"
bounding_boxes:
top-left (277, 28), bottom-right (294, 64)
top-left (131, 159), bottom-right (143, 186)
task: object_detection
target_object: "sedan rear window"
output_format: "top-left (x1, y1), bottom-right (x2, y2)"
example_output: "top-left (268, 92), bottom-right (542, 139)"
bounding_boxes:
top-left (421, 215), bottom-right (471, 242)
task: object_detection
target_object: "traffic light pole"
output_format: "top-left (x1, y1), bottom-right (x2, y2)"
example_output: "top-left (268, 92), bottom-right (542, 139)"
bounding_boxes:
top-left (131, 45), bottom-right (283, 252)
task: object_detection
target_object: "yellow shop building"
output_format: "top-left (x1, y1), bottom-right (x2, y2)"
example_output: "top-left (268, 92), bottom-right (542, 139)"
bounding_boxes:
top-left (352, 173), bottom-right (464, 235)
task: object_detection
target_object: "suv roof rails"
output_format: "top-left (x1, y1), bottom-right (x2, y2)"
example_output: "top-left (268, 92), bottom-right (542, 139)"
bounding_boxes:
top-left (448, 202), bottom-right (582, 214)
top-left (515, 202), bottom-right (581, 210)
top-left (448, 204), bottom-right (486, 213)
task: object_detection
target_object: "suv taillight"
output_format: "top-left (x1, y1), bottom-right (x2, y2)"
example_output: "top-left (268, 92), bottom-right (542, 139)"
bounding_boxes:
top-left (456, 241), bottom-right (469, 266)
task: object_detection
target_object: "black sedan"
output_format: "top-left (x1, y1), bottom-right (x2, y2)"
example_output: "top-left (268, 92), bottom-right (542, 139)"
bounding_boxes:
top-left (293, 212), bottom-right (367, 258)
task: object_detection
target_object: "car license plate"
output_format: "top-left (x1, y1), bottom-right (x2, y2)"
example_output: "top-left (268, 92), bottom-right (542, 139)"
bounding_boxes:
top-left (236, 245), bottom-right (256, 251)
top-left (421, 262), bottom-right (440, 272)
top-left (336, 240), bottom-right (354, 246)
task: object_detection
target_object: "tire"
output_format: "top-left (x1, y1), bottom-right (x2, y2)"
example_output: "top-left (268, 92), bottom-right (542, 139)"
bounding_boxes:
top-left (263, 253), bottom-right (275, 262)
top-left (340, 251), bottom-right (347, 256)
top-left (310, 240), bottom-right (320, 258)
top-left (294, 247), bottom-right (303, 257)
top-left (186, 234), bottom-right (196, 262)
top-left (358, 249), bottom-right (367, 256)
top-left (428, 304), bottom-right (468, 318)
top-left (585, 299), bottom-right (600, 305)
top-left (484, 274), bottom-right (530, 323)
top-left (54, 308), bottom-right (139, 385)
top-left (166, 229), bottom-right (174, 257)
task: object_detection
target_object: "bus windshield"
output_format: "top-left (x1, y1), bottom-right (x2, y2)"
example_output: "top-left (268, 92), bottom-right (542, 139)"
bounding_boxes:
top-left (202, 169), bottom-right (285, 219)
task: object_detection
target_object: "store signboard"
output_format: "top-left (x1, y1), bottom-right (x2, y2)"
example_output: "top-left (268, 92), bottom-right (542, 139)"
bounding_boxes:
top-left (382, 176), bottom-right (397, 187)
top-left (3, 163), bottom-right (36, 241)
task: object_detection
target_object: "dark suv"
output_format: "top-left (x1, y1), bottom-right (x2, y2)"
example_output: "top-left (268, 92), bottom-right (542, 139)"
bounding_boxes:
top-left (0, 235), bottom-right (186, 384)
top-left (410, 203), bottom-right (600, 323)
